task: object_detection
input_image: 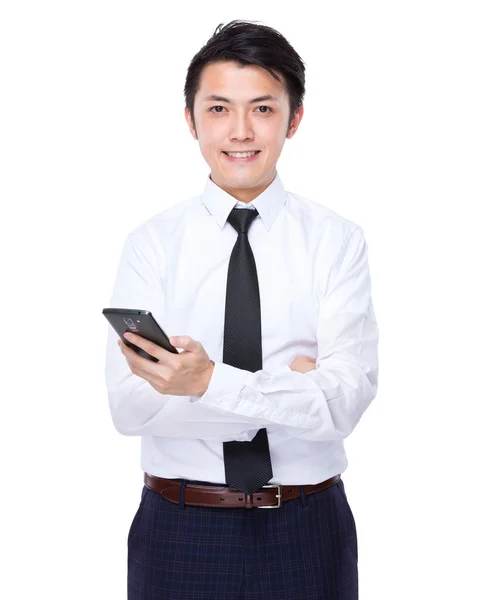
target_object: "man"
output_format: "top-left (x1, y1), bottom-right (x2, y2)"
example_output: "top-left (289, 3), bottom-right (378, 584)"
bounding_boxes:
top-left (105, 19), bottom-right (379, 599)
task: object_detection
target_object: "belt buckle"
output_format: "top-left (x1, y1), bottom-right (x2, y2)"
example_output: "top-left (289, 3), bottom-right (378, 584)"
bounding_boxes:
top-left (257, 484), bottom-right (282, 508)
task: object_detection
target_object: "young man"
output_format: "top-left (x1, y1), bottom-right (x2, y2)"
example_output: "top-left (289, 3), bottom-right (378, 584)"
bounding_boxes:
top-left (105, 19), bottom-right (379, 599)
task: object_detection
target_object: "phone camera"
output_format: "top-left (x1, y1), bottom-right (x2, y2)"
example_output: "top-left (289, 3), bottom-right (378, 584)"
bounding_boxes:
top-left (123, 317), bottom-right (138, 332)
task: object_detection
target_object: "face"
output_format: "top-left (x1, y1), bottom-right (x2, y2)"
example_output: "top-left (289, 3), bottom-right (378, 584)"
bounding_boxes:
top-left (185, 61), bottom-right (304, 203)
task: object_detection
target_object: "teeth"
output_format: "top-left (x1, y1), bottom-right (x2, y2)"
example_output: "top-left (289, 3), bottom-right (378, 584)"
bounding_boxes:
top-left (226, 151), bottom-right (258, 158)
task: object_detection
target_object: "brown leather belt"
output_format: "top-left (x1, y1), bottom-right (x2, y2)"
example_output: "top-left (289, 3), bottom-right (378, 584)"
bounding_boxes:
top-left (144, 473), bottom-right (341, 509)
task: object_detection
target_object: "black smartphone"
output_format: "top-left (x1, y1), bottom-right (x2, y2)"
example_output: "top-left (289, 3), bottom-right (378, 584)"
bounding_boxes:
top-left (102, 308), bottom-right (179, 362)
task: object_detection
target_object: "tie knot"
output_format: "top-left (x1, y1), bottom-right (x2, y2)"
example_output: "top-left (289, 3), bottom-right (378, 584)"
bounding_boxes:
top-left (227, 207), bottom-right (259, 234)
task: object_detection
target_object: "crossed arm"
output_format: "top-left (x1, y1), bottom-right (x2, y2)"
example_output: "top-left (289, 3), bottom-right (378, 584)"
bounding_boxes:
top-left (117, 331), bottom-right (317, 397)
top-left (105, 225), bottom-right (379, 443)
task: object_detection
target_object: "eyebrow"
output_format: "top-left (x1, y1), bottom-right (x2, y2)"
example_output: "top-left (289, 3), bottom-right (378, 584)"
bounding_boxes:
top-left (202, 94), bottom-right (280, 104)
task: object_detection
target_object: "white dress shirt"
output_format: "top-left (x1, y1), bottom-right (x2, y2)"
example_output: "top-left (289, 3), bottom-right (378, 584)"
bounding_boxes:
top-left (104, 171), bottom-right (379, 485)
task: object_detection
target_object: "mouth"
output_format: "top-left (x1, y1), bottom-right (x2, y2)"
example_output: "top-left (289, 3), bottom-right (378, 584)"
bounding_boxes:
top-left (222, 150), bottom-right (261, 163)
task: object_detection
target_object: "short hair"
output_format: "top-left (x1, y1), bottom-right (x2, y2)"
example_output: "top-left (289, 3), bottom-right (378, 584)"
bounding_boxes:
top-left (184, 20), bottom-right (306, 133)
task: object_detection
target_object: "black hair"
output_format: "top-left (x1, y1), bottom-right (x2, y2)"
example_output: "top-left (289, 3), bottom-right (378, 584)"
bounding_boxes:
top-left (184, 20), bottom-right (306, 134)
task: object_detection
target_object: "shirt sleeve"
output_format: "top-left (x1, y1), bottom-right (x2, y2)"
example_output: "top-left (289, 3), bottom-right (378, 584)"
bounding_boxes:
top-left (196, 226), bottom-right (379, 442)
top-left (104, 228), bottom-right (278, 441)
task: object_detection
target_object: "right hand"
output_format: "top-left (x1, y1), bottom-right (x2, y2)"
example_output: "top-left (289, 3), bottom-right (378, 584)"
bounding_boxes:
top-left (289, 356), bottom-right (317, 373)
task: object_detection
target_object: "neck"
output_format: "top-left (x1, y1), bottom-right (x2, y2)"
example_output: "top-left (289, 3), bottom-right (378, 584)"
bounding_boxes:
top-left (210, 171), bottom-right (276, 203)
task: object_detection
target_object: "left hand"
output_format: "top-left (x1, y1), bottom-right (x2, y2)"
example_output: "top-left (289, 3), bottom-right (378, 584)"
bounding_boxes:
top-left (118, 333), bottom-right (215, 397)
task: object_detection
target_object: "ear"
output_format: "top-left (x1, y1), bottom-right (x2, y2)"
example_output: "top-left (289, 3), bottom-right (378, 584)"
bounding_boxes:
top-left (184, 107), bottom-right (198, 140)
top-left (287, 105), bottom-right (304, 139)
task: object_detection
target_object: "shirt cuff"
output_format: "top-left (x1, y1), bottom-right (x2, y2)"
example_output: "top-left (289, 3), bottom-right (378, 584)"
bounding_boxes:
top-left (193, 360), bottom-right (250, 406)
top-left (193, 361), bottom-right (292, 405)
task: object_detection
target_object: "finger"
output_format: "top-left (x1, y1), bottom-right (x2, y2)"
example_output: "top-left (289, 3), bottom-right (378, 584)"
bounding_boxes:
top-left (123, 342), bottom-right (173, 380)
top-left (118, 338), bottom-right (130, 357)
top-left (171, 335), bottom-right (199, 351)
top-left (123, 332), bottom-right (167, 361)
top-left (120, 335), bottom-right (174, 378)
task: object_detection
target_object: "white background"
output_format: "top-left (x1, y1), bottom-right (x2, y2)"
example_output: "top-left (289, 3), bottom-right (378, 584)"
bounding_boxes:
top-left (1, 1), bottom-right (485, 598)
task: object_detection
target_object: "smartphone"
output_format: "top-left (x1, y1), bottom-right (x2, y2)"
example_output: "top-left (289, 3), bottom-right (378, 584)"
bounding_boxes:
top-left (102, 308), bottom-right (179, 362)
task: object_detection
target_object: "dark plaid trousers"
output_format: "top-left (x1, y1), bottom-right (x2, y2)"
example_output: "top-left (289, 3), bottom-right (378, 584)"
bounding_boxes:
top-left (127, 476), bottom-right (358, 599)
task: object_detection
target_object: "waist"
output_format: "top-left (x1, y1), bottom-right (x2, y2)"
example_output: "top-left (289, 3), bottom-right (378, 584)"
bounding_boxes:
top-left (141, 436), bottom-right (348, 483)
top-left (143, 472), bottom-right (341, 509)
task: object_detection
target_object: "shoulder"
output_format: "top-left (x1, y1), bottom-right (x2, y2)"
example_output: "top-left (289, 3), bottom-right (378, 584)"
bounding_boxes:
top-left (285, 190), bottom-right (362, 247)
top-left (125, 194), bottom-right (200, 252)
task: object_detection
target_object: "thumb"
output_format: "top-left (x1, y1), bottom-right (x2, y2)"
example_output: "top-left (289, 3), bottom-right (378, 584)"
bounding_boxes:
top-left (170, 335), bottom-right (195, 350)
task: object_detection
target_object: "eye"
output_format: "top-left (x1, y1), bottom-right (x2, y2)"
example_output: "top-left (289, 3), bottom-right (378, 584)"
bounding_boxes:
top-left (208, 105), bottom-right (273, 114)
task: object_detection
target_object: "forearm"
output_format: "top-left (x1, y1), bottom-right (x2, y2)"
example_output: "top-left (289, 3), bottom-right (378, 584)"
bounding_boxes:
top-left (106, 327), bottom-right (268, 439)
top-left (196, 347), bottom-right (378, 442)
top-left (107, 381), bottom-right (261, 440)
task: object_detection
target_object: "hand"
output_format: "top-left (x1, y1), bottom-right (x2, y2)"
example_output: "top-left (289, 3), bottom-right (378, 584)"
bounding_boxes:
top-left (289, 356), bottom-right (317, 373)
top-left (118, 333), bottom-right (214, 397)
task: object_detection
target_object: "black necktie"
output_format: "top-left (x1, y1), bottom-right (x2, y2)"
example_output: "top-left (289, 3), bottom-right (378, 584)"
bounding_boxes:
top-left (222, 207), bottom-right (273, 495)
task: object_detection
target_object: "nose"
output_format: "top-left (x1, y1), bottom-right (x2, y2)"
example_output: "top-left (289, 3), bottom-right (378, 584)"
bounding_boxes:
top-left (230, 111), bottom-right (254, 142)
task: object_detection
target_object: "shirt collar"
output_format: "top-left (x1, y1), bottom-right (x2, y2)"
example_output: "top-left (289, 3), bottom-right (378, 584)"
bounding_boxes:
top-left (200, 171), bottom-right (287, 231)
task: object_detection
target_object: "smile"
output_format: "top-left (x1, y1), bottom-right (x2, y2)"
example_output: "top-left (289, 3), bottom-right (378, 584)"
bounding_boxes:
top-left (223, 151), bottom-right (261, 162)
